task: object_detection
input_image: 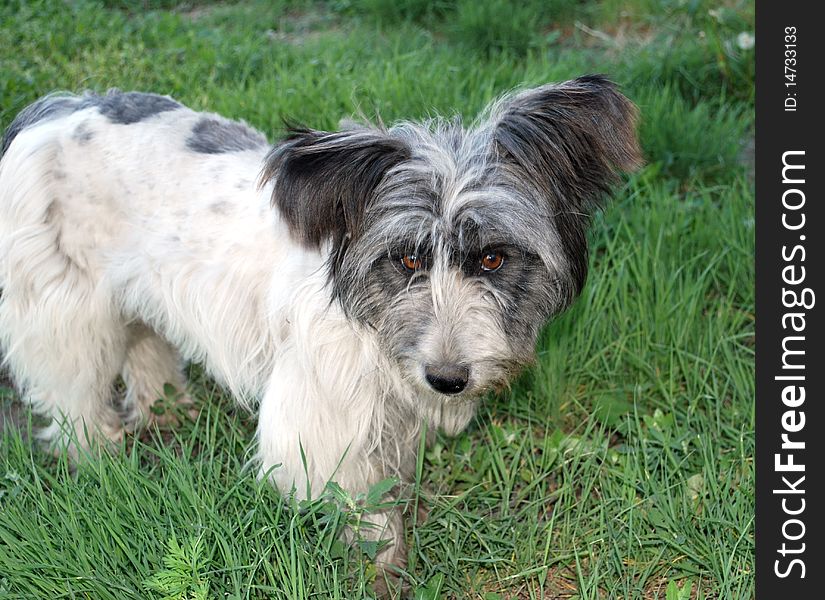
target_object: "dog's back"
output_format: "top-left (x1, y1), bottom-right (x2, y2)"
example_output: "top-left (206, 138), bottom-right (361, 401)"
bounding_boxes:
top-left (0, 91), bottom-right (274, 273)
top-left (0, 91), bottom-right (306, 450)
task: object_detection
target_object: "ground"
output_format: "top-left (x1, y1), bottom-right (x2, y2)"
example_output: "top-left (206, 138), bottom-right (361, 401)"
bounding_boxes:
top-left (0, 1), bottom-right (754, 598)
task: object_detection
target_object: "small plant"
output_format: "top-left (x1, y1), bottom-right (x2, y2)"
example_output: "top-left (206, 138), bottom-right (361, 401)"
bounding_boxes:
top-left (321, 476), bottom-right (401, 560)
top-left (148, 382), bottom-right (192, 425)
top-left (143, 534), bottom-right (210, 600)
top-left (666, 578), bottom-right (696, 600)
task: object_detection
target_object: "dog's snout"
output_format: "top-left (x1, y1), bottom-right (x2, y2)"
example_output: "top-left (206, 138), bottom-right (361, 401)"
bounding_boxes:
top-left (424, 364), bottom-right (470, 395)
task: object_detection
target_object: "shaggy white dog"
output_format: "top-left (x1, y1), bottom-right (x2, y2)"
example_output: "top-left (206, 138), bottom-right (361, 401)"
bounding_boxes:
top-left (0, 76), bottom-right (640, 571)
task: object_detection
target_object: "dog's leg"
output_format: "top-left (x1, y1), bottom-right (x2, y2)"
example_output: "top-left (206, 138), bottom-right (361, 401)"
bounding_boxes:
top-left (121, 324), bottom-right (193, 428)
top-left (0, 286), bottom-right (127, 457)
top-left (257, 350), bottom-right (413, 597)
top-left (360, 506), bottom-right (410, 598)
top-left (0, 136), bottom-right (130, 456)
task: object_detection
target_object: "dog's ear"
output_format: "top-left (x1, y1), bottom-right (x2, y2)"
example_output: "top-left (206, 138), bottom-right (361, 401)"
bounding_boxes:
top-left (493, 75), bottom-right (642, 213)
top-left (493, 75), bottom-right (642, 294)
top-left (261, 125), bottom-right (410, 248)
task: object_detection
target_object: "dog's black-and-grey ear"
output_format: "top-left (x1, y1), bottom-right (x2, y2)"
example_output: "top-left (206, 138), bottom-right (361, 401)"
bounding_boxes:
top-left (260, 125), bottom-right (410, 248)
top-left (494, 75), bottom-right (642, 295)
top-left (494, 74), bottom-right (642, 212)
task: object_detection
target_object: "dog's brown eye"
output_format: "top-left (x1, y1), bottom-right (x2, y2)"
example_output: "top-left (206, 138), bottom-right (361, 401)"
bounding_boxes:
top-left (401, 254), bottom-right (423, 272)
top-left (481, 251), bottom-right (504, 272)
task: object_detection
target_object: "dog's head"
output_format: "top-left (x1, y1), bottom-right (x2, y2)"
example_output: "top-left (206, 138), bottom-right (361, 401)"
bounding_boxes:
top-left (262, 75), bottom-right (641, 405)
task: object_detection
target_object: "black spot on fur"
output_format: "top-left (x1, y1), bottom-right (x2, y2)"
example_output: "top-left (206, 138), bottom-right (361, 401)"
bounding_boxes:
top-left (186, 117), bottom-right (268, 154)
top-left (96, 91), bottom-right (181, 124)
top-left (494, 74), bottom-right (642, 295)
top-left (1, 90), bottom-right (181, 157)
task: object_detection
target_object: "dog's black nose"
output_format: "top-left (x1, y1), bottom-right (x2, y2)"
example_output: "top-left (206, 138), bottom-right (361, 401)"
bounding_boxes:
top-left (425, 364), bottom-right (470, 395)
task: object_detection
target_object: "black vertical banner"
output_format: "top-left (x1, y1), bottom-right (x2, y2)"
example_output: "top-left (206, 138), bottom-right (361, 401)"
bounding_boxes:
top-left (756, 2), bottom-right (824, 596)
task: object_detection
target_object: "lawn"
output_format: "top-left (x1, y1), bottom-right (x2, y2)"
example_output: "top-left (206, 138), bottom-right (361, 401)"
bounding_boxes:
top-left (0, 1), bottom-right (754, 598)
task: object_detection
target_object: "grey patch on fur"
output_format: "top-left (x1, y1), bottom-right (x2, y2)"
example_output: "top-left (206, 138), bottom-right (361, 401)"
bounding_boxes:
top-left (2, 90), bottom-right (181, 156)
top-left (95, 90), bottom-right (181, 125)
top-left (1, 94), bottom-right (83, 156)
top-left (71, 122), bottom-right (94, 145)
top-left (209, 200), bottom-right (231, 215)
top-left (186, 116), bottom-right (269, 154)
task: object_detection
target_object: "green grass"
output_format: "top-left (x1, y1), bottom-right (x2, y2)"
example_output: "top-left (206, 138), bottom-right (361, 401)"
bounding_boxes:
top-left (0, 1), bottom-right (754, 598)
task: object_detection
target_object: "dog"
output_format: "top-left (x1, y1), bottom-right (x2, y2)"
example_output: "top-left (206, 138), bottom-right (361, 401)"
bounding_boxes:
top-left (0, 75), bottom-right (640, 574)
